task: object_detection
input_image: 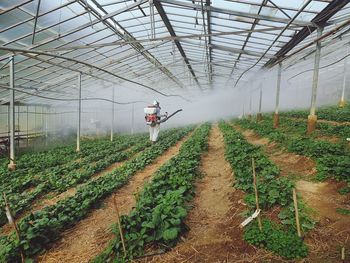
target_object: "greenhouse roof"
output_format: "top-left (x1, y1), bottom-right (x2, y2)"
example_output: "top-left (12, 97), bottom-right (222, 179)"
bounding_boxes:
top-left (0, 0), bottom-right (349, 105)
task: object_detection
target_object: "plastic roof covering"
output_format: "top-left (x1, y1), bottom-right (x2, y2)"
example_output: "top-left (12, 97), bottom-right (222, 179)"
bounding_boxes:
top-left (0, 0), bottom-right (349, 105)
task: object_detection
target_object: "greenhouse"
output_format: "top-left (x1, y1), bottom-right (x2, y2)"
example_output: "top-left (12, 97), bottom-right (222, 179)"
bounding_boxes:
top-left (0, 0), bottom-right (349, 262)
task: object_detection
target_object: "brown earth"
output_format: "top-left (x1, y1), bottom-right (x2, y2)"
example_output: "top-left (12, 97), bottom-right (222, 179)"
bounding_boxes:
top-left (36, 133), bottom-right (191, 263)
top-left (235, 125), bottom-right (316, 179)
top-left (140, 125), bottom-right (284, 263)
top-left (235, 125), bottom-right (350, 262)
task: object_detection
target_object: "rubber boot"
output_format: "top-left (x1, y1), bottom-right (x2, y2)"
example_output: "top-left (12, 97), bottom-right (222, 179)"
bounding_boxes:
top-left (339, 99), bottom-right (346, 108)
top-left (273, 113), bottom-right (279, 128)
top-left (307, 114), bottom-right (317, 134)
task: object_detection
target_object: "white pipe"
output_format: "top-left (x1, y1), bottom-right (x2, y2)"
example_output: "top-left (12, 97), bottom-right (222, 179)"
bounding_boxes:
top-left (275, 62), bottom-right (282, 114)
top-left (340, 46), bottom-right (349, 103)
top-left (76, 73), bottom-right (82, 152)
top-left (9, 56), bottom-right (15, 168)
top-left (111, 86), bottom-right (115, 141)
top-left (310, 27), bottom-right (323, 116)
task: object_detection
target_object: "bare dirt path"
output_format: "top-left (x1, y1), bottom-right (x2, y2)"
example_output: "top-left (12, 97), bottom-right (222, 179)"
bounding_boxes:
top-left (36, 134), bottom-right (191, 263)
top-left (235, 125), bottom-right (350, 262)
top-left (234, 126), bottom-right (316, 179)
top-left (143, 125), bottom-right (271, 262)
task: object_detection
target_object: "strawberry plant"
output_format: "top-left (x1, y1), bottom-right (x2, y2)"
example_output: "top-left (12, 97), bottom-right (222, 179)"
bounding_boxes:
top-left (94, 124), bottom-right (210, 262)
top-left (236, 118), bottom-right (350, 184)
top-left (219, 121), bottom-right (312, 259)
top-left (0, 127), bottom-right (192, 262)
top-left (0, 134), bottom-right (150, 227)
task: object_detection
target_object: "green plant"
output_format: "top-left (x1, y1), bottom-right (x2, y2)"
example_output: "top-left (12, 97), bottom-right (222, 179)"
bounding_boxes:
top-left (336, 208), bottom-right (350, 215)
top-left (0, 127), bottom-right (193, 262)
top-left (244, 219), bottom-right (308, 259)
top-left (94, 124), bottom-right (210, 262)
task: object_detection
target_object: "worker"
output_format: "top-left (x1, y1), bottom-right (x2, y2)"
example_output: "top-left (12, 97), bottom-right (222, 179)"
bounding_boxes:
top-left (144, 100), bottom-right (168, 143)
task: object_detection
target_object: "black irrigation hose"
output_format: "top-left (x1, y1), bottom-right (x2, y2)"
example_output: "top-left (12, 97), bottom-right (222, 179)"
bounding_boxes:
top-left (287, 52), bottom-right (350, 82)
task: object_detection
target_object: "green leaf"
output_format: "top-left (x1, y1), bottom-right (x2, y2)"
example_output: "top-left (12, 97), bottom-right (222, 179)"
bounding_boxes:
top-left (162, 227), bottom-right (179, 241)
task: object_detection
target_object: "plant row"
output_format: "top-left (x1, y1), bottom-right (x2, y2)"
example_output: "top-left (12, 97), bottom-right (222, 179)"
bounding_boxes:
top-left (236, 119), bottom-right (350, 184)
top-left (0, 136), bottom-right (133, 194)
top-left (0, 137), bottom-right (112, 175)
top-left (0, 127), bottom-right (193, 262)
top-left (219, 122), bottom-right (311, 259)
top-left (0, 134), bottom-right (150, 228)
top-left (94, 123), bottom-right (211, 262)
top-left (1, 134), bottom-right (146, 195)
top-left (280, 104), bottom-right (350, 122)
top-left (271, 115), bottom-right (350, 140)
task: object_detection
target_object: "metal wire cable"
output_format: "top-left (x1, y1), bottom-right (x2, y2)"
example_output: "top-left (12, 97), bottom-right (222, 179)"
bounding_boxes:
top-left (0, 85), bottom-right (148, 105)
top-left (287, 51), bottom-right (350, 82)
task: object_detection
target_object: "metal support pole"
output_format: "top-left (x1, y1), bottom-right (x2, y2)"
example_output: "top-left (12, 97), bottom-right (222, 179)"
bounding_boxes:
top-left (7, 104), bottom-right (10, 139)
top-left (41, 106), bottom-right (44, 147)
top-left (274, 63), bottom-right (282, 128)
top-left (131, 103), bottom-right (135, 135)
top-left (149, 0), bottom-right (155, 39)
top-left (340, 46), bottom-right (348, 107)
top-left (257, 84), bottom-right (263, 122)
top-left (45, 107), bottom-right (48, 146)
top-left (110, 87), bottom-right (115, 142)
top-left (26, 105), bottom-right (29, 147)
top-left (17, 105), bottom-right (20, 152)
top-left (32, 0), bottom-right (41, 45)
top-left (307, 27), bottom-right (323, 134)
top-left (34, 106), bottom-right (37, 150)
top-left (76, 73), bottom-right (82, 152)
top-left (8, 56), bottom-right (16, 170)
top-left (248, 91), bottom-right (252, 120)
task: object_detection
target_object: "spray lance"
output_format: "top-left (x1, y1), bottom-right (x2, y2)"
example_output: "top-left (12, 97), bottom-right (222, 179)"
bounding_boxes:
top-left (157, 109), bottom-right (183, 124)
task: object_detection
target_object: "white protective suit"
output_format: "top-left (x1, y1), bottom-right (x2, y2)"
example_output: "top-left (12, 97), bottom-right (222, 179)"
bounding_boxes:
top-left (149, 106), bottom-right (162, 142)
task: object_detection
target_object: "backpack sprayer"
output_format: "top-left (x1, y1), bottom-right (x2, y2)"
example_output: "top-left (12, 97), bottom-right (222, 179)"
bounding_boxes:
top-left (144, 106), bottom-right (182, 126)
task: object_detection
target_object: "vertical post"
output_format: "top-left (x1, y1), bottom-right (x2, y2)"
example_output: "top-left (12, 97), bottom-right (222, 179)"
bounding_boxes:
top-left (76, 73), bottom-right (82, 152)
top-left (53, 108), bottom-right (56, 137)
top-left (252, 158), bottom-right (262, 231)
top-left (26, 105), bottom-right (29, 148)
top-left (8, 56), bottom-right (16, 171)
top-left (274, 63), bottom-right (282, 128)
top-left (16, 105), bottom-right (20, 153)
top-left (131, 103), bottom-right (135, 135)
top-left (307, 27), bottom-right (323, 134)
top-left (44, 107), bottom-right (48, 146)
top-left (110, 87), bottom-right (115, 142)
top-left (292, 188), bottom-right (302, 237)
top-left (149, 0), bottom-right (155, 39)
top-left (34, 106), bottom-right (37, 151)
top-left (248, 92), bottom-right (252, 120)
top-left (257, 84), bottom-right (263, 122)
top-left (7, 104), bottom-right (10, 139)
top-left (339, 46), bottom-right (348, 107)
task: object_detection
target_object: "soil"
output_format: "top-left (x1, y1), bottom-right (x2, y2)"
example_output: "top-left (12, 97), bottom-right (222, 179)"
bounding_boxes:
top-left (36, 133), bottom-right (191, 263)
top-left (235, 125), bottom-right (316, 179)
top-left (141, 125), bottom-right (283, 262)
top-left (235, 125), bottom-right (350, 262)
